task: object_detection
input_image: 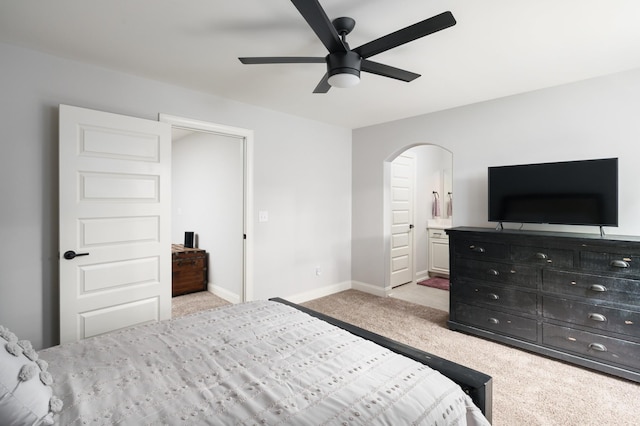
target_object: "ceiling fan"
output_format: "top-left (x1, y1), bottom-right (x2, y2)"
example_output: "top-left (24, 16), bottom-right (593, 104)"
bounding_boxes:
top-left (239, 0), bottom-right (456, 93)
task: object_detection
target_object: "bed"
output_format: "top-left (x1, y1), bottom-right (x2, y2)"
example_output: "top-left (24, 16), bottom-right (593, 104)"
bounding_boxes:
top-left (3, 299), bottom-right (492, 425)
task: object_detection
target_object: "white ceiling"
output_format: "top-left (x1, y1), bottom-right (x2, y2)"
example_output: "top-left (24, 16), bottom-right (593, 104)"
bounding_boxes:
top-left (1, 0), bottom-right (640, 129)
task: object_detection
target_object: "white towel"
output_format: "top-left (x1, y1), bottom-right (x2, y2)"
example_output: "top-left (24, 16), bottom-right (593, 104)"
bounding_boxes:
top-left (432, 192), bottom-right (440, 218)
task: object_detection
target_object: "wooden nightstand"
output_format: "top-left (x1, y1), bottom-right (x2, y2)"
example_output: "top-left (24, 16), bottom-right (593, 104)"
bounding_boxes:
top-left (171, 244), bottom-right (207, 297)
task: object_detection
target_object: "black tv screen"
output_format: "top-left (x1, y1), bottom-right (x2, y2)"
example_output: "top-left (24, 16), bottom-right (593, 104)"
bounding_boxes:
top-left (488, 158), bottom-right (618, 227)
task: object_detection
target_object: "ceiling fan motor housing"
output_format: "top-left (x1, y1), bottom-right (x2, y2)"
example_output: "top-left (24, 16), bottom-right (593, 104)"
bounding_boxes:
top-left (326, 50), bottom-right (361, 79)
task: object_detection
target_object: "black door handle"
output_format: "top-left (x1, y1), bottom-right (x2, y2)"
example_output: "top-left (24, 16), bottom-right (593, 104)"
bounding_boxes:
top-left (63, 250), bottom-right (90, 260)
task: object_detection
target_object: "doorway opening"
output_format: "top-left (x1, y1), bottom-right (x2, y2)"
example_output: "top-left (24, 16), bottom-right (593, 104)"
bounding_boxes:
top-left (384, 144), bottom-right (452, 312)
top-left (160, 114), bottom-right (254, 304)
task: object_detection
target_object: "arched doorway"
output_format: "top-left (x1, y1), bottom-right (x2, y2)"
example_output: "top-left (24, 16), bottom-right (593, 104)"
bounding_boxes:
top-left (384, 144), bottom-right (452, 311)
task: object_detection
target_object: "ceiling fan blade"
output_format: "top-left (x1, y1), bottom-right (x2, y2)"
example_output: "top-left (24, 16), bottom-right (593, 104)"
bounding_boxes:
top-left (313, 73), bottom-right (331, 93)
top-left (361, 60), bottom-right (420, 82)
top-left (291, 0), bottom-right (348, 53)
top-left (239, 57), bottom-right (325, 64)
top-left (354, 11), bottom-right (456, 59)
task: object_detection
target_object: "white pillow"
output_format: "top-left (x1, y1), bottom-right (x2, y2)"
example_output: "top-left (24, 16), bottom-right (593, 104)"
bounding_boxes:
top-left (0, 325), bottom-right (62, 425)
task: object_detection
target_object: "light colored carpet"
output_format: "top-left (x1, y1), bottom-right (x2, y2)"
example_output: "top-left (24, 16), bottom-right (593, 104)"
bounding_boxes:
top-left (171, 291), bottom-right (231, 317)
top-left (301, 290), bottom-right (640, 426)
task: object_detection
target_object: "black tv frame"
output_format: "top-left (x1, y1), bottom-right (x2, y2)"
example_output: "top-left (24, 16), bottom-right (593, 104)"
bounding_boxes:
top-left (488, 158), bottom-right (618, 233)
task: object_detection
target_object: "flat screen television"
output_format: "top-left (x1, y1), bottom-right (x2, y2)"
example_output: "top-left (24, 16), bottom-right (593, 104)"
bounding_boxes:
top-left (488, 158), bottom-right (618, 227)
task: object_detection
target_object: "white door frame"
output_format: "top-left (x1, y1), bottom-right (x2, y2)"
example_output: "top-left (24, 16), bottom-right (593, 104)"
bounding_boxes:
top-left (159, 114), bottom-right (254, 302)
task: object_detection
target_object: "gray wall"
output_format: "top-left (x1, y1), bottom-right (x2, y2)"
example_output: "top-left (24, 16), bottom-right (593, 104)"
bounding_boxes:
top-left (352, 68), bottom-right (640, 290)
top-left (0, 43), bottom-right (352, 349)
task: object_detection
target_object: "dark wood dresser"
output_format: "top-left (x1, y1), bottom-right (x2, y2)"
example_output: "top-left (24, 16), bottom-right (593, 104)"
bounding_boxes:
top-left (447, 226), bottom-right (640, 382)
top-left (171, 244), bottom-right (207, 297)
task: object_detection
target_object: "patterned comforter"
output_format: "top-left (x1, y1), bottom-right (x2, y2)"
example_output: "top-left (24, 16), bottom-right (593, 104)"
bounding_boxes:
top-left (40, 301), bottom-right (489, 425)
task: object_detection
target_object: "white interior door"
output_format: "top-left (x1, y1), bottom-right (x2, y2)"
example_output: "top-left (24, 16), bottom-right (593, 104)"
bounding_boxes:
top-left (390, 153), bottom-right (415, 287)
top-left (59, 105), bottom-right (171, 344)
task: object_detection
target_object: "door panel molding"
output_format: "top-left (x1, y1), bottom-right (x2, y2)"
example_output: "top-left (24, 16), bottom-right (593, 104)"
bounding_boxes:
top-left (59, 104), bottom-right (171, 343)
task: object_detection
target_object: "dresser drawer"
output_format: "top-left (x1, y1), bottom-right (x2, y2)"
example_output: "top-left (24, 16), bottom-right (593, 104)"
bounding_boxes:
top-left (454, 239), bottom-right (508, 260)
top-left (580, 250), bottom-right (640, 276)
top-left (543, 297), bottom-right (640, 338)
top-left (457, 258), bottom-right (538, 289)
top-left (511, 245), bottom-right (573, 268)
top-left (542, 269), bottom-right (640, 306)
top-left (455, 282), bottom-right (537, 315)
top-left (454, 303), bottom-right (538, 341)
top-left (543, 323), bottom-right (640, 371)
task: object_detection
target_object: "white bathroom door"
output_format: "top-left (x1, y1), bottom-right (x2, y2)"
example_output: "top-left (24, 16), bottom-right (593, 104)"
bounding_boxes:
top-left (58, 105), bottom-right (172, 344)
top-left (390, 153), bottom-right (415, 287)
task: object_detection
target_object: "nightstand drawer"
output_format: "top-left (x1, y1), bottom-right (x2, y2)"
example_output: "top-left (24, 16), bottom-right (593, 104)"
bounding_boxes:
top-left (543, 297), bottom-right (640, 338)
top-left (454, 303), bottom-right (538, 341)
top-left (456, 282), bottom-right (537, 315)
top-left (457, 258), bottom-right (538, 289)
top-left (543, 323), bottom-right (640, 371)
top-left (542, 269), bottom-right (640, 306)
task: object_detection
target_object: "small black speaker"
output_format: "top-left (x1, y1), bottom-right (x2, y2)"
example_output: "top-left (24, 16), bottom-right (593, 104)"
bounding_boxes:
top-left (184, 232), bottom-right (194, 248)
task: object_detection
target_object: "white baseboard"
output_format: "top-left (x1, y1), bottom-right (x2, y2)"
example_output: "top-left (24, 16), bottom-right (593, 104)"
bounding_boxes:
top-left (286, 280), bottom-right (393, 304)
top-left (209, 284), bottom-right (241, 304)
top-left (286, 281), bottom-right (352, 304)
top-left (415, 269), bottom-right (429, 283)
top-left (351, 280), bottom-right (390, 297)
top-left (242, 281), bottom-right (392, 305)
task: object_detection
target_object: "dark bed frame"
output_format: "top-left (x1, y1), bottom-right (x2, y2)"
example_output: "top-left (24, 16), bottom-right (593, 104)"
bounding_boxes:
top-left (271, 297), bottom-right (493, 423)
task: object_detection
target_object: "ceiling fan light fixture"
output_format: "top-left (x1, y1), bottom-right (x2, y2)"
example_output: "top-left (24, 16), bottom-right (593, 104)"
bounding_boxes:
top-left (328, 71), bottom-right (360, 88)
top-left (327, 51), bottom-right (362, 88)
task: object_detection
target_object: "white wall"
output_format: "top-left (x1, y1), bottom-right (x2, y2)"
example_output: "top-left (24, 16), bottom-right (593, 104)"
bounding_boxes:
top-left (0, 42), bottom-right (352, 349)
top-left (352, 67), bottom-right (640, 290)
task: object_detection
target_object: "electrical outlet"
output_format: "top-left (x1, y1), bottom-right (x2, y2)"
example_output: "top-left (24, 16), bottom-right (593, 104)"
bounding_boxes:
top-left (315, 266), bottom-right (321, 276)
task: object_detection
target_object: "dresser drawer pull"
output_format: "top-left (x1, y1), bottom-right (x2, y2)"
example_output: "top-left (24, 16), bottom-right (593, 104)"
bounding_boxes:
top-left (588, 343), bottom-right (608, 352)
top-left (535, 252), bottom-right (548, 260)
top-left (588, 313), bottom-right (607, 322)
top-left (469, 245), bottom-right (485, 253)
top-left (487, 269), bottom-right (500, 276)
top-left (488, 293), bottom-right (500, 300)
top-left (488, 318), bottom-right (500, 325)
top-left (588, 284), bottom-right (608, 292)
top-left (610, 259), bottom-right (630, 268)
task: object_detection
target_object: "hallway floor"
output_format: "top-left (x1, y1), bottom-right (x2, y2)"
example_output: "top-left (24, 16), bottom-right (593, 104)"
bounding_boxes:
top-left (388, 281), bottom-right (449, 312)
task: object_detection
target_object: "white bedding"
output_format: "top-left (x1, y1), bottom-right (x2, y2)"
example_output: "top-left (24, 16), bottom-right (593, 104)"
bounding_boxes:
top-left (39, 301), bottom-right (489, 425)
